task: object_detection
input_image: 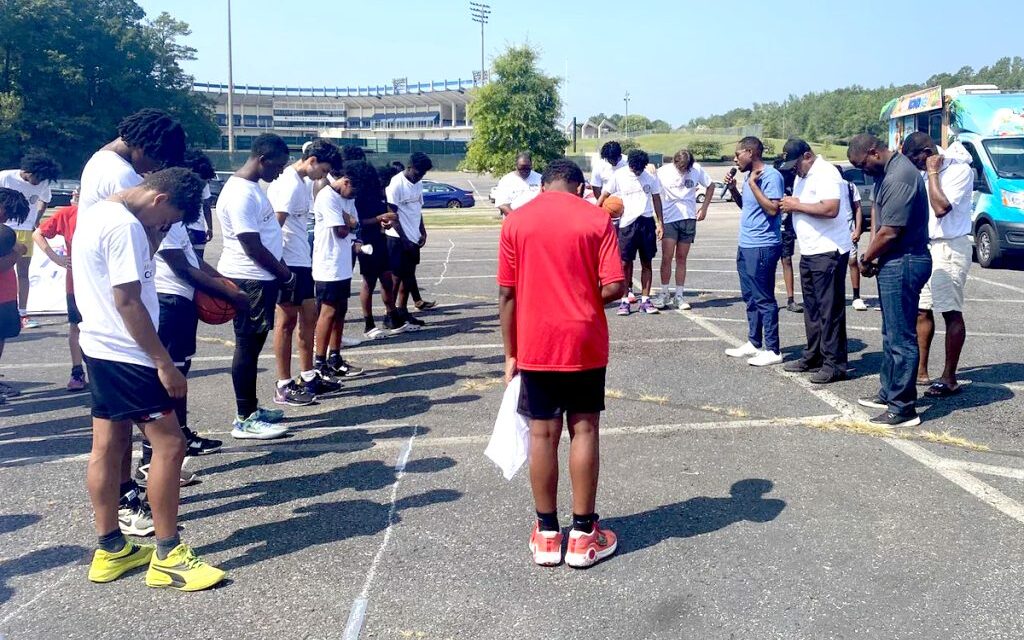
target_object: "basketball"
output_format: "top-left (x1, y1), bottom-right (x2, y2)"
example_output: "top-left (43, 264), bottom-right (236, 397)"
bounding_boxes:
top-left (195, 278), bottom-right (239, 325)
top-left (602, 195), bottom-right (625, 218)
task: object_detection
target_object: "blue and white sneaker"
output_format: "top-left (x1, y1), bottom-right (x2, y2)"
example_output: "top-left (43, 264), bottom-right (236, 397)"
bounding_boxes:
top-left (231, 413), bottom-right (288, 440)
top-left (253, 406), bottom-right (285, 423)
top-left (616, 300), bottom-right (632, 316)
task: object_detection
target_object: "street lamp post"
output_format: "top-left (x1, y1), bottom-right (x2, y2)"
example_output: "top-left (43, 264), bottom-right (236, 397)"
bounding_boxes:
top-left (226, 0), bottom-right (235, 152)
top-left (623, 91), bottom-right (631, 139)
top-left (469, 3), bottom-right (490, 85)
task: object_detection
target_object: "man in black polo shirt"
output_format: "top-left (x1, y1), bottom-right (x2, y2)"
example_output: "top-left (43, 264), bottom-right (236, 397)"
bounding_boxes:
top-left (848, 134), bottom-right (931, 427)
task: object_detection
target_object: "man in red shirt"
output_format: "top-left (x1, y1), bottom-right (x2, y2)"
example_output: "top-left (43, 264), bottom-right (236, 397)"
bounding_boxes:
top-left (498, 159), bottom-right (625, 568)
top-left (34, 195), bottom-right (85, 391)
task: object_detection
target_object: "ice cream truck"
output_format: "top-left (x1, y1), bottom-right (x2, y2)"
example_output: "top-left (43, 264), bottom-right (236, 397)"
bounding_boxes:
top-left (883, 85), bottom-right (1024, 267)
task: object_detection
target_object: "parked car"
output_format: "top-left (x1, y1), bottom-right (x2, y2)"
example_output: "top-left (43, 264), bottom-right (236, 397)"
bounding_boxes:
top-left (488, 185), bottom-right (498, 204)
top-left (422, 181), bottom-right (475, 208)
top-left (49, 179), bottom-right (80, 207)
top-left (207, 174), bottom-right (227, 207)
top-left (696, 181), bottom-right (734, 204)
top-left (841, 167), bottom-right (874, 226)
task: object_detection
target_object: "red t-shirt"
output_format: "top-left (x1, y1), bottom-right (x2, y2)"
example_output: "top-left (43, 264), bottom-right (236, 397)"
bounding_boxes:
top-left (497, 190), bottom-right (624, 372)
top-left (36, 205), bottom-right (77, 295)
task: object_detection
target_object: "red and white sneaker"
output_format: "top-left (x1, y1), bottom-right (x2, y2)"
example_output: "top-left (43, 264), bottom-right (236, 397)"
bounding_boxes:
top-left (529, 523), bottom-right (564, 567)
top-left (565, 521), bottom-right (617, 568)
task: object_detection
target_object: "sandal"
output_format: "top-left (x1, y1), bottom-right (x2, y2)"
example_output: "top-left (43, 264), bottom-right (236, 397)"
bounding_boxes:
top-left (925, 382), bottom-right (962, 398)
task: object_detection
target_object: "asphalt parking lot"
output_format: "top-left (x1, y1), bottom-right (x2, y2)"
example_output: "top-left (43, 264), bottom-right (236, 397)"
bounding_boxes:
top-left (3, 201), bottom-right (1024, 639)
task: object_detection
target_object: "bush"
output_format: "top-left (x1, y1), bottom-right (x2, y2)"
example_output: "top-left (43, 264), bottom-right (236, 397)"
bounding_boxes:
top-left (762, 141), bottom-right (776, 158)
top-left (688, 139), bottom-right (721, 160)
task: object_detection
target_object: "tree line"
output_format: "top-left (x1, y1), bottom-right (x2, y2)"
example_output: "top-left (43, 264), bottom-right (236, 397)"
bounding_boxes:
top-left (0, 0), bottom-right (217, 175)
top-left (685, 57), bottom-right (1024, 142)
top-left (586, 113), bottom-right (673, 134)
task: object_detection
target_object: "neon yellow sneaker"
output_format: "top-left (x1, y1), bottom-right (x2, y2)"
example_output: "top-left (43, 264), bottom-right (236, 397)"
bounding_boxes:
top-left (88, 542), bottom-right (154, 583)
top-left (145, 544), bottom-right (226, 592)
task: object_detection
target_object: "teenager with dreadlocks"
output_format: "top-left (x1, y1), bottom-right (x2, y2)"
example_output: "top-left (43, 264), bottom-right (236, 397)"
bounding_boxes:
top-left (182, 149), bottom-right (217, 261)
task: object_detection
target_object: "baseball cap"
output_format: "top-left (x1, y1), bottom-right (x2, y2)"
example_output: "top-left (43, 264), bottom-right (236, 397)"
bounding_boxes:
top-left (778, 138), bottom-right (813, 171)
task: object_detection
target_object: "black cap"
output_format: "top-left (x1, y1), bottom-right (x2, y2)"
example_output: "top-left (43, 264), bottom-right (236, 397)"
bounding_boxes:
top-left (778, 138), bottom-right (813, 171)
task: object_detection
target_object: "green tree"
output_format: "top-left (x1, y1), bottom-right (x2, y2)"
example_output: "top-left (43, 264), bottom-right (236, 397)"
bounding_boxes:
top-left (463, 45), bottom-right (566, 174)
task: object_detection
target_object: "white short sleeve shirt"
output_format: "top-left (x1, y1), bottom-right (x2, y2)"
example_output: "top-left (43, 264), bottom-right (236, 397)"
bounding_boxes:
top-left (656, 163), bottom-right (712, 223)
top-left (495, 170), bottom-right (542, 209)
top-left (78, 150), bottom-right (143, 214)
top-left (267, 166), bottom-right (313, 268)
top-left (384, 172), bottom-right (424, 244)
top-left (603, 166), bottom-right (662, 228)
top-left (216, 176), bottom-right (283, 281)
top-left (792, 156), bottom-right (853, 255)
top-left (186, 183), bottom-right (212, 233)
top-left (0, 170), bottom-right (52, 231)
top-left (312, 186), bottom-right (355, 282)
top-left (928, 147), bottom-right (975, 240)
top-left (73, 200), bottom-right (160, 367)
top-left (591, 157), bottom-right (626, 190)
top-left (154, 222), bottom-right (200, 300)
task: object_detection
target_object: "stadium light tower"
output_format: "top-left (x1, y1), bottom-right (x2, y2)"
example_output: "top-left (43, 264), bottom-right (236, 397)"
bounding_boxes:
top-left (470, 3), bottom-right (490, 85)
top-left (623, 91), bottom-right (631, 139)
top-left (226, 0), bottom-right (235, 152)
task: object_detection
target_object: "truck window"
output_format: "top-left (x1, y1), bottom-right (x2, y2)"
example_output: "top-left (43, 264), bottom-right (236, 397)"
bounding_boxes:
top-left (960, 142), bottom-right (991, 194)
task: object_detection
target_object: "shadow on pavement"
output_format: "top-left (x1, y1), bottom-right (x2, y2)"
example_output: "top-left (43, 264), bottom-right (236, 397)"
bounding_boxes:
top-left (602, 479), bottom-right (785, 557)
top-left (0, 544), bottom-right (87, 606)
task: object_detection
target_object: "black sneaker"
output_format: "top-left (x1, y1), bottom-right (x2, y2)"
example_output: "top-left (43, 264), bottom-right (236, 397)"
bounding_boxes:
top-left (184, 428), bottom-right (223, 456)
top-left (857, 396), bottom-right (887, 410)
top-left (869, 411), bottom-right (921, 428)
top-left (809, 369), bottom-right (847, 384)
top-left (403, 312), bottom-right (426, 327)
top-left (331, 358), bottom-right (363, 378)
top-left (274, 380), bottom-right (316, 406)
top-left (303, 371), bottom-right (342, 397)
top-left (786, 301), bottom-right (804, 313)
top-left (783, 359), bottom-right (821, 373)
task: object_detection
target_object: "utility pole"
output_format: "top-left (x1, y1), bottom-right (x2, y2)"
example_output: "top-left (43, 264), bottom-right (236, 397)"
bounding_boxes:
top-left (470, 3), bottom-right (490, 85)
top-left (624, 91), bottom-right (631, 139)
top-left (226, 0), bottom-right (235, 152)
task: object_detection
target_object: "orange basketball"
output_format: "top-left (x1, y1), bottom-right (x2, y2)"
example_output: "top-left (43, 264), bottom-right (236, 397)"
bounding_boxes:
top-left (602, 195), bottom-right (625, 219)
top-left (195, 278), bottom-right (239, 325)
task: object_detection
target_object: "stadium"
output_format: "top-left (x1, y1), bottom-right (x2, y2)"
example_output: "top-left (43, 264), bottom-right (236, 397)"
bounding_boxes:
top-left (192, 77), bottom-right (478, 157)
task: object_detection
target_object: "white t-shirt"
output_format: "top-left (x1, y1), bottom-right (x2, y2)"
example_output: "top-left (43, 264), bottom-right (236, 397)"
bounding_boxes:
top-left (590, 157), bottom-right (626, 191)
top-left (495, 170), bottom-right (541, 209)
top-left (267, 166), bottom-right (313, 268)
top-left (155, 222), bottom-right (200, 300)
top-left (927, 144), bottom-right (975, 240)
top-left (603, 166), bottom-right (662, 228)
top-left (656, 163), bottom-right (712, 223)
top-left (385, 172), bottom-right (424, 244)
top-left (0, 170), bottom-right (51, 231)
top-left (73, 200), bottom-right (160, 368)
top-left (312, 186), bottom-right (355, 282)
top-left (216, 176), bottom-right (282, 281)
top-left (78, 150), bottom-right (143, 213)
top-left (186, 183), bottom-right (212, 234)
top-left (792, 156), bottom-right (853, 256)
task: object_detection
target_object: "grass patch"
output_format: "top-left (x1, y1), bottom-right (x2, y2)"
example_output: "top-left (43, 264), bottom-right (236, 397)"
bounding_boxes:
top-left (638, 393), bottom-right (670, 405)
top-left (461, 377), bottom-right (504, 392)
top-left (917, 430), bottom-right (991, 452)
top-left (699, 404), bottom-right (750, 418)
top-left (423, 209), bottom-right (502, 227)
top-left (806, 418), bottom-right (991, 452)
top-left (605, 388), bottom-right (627, 399)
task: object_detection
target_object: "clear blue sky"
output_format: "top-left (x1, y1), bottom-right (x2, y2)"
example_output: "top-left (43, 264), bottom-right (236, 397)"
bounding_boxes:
top-left (137, 0), bottom-right (1020, 127)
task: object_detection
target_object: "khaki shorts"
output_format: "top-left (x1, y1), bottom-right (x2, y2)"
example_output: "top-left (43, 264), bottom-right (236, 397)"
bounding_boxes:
top-left (919, 235), bottom-right (971, 313)
top-left (14, 229), bottom-right (33, 257)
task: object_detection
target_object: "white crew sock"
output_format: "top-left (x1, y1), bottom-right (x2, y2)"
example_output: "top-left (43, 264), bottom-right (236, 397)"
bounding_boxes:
top-left (300, 370), bottom-right (317, 382)
top-left (277, 379), bottom-right (292, 389)
top-left (675, 286), bottom-right (684, 298)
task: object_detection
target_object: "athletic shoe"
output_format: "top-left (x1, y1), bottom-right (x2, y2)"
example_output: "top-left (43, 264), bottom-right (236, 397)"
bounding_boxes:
top-left (67, 372), bottom-right (87, 392)
top-left (274, 381), bottom-right (315, 406)
top-left (231, 413), bottom-right (288, 440)
top-left (677, 299), bottom-right (692, 311)
top-left (327, 358), bottom-right (363, 378)
top-left (364, 327), bottom-right (387, 340)
top-left (20, 316), bottom-right (40, 329)
top-left (529, 523), bottom-right (564, 567)
top-left (184, 429), bottom-right (223, 456)
top-left (747, 350), bottom-right (783, 367)
top-left (303, 371), bottom-right (343, 397)
top-left (869, 411), bottom-right (921, 428)
top-left (0, 380), bottom-right (19, 397)
top-left (663, 291), bottom-right (677, 308)
top-left (857, 396), bottom-right (887, 410)
top-left (810, 369), bottom-right (847, 384)
top-left (786, 301), bottom-right (804, 313)
top-left (133, 464), bottom-right (197, 489)
top-left (88, 541), bottom-right (154, 583)
top-left (341, 335), bottom-right (363, 347)
top-left (386, 317), bottom-right (416, 335)
top-left (783, 359), bottom-right (821, 373)
top-left (405, 314), bottom-right (427, 327)
top-left (852, 298), bottom-right (869, 311)
top-left (616, 300), bottom-right (631, 316)
top-left (650, 292), bottom-right (668, 309)
top-left (639, 299), bottom-right (659, 315)
top-left (725, 341), bottom-right (759, 358)
top-left (565, 521), bottom-right (617, 568)
top-left (626, 291), bottom-right (638, 304)
top-left (118, 502), bottom-right (155, 537)
top-left (146, 543), bottom-right (226, 591)
top-left (253, 406), bottom-right (285, 423)
top-left (414, 299), bottom-right (436, 310)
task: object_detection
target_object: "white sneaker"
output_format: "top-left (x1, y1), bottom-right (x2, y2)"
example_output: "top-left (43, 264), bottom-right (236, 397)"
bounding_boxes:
top-left (341, 335), bottom-right (362, 347)
top-left (231, 414), bottom-right (288, 440)
top-left (748, 350), bottom-right (783, 367)
top-left (651, 292), bottom-right (668, 309)
top-left (677, 300), bottom-right (691, 311)
top-left (852, 298), bottom-right (869, 311)
top-left (725, 342), bottom-right (760, 358)
top-left (364, 327), bottom-right (387, 340)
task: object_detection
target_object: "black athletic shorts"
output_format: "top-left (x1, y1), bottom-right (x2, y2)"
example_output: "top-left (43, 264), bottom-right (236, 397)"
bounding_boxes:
top-left (231, 278), bottom-right (279, 336)
top-left (315, 278), bottom-right (352, 313)
top-left (618, 216), bottom-right (658, 263)
top-left (157, 293), bottom-right (198, 366)
top-left (386, 236), bottom-right (421, 275)
top-left (517, 367), bottom-right (607, 420)
top-left (66, 293), bottom-right (82, 325)
top-left (782, 215), bottom-right (797, 258)
top-left (84, 354), bottom-right (173, 422)
top-left (278, 265), bottom-right (315, 305)
top-left (357, 236), bottom-right (389, 280)
top-left (187, 229), bottom-right (208, 249)
top-left (0, 301), bottom-right (20, 340)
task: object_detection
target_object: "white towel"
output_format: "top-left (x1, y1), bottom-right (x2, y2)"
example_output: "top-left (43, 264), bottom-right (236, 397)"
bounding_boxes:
top-left (484, 375), bottom-right (530, 480)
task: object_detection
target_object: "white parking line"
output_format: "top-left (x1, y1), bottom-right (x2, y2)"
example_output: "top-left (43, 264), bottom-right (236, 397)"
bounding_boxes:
top-left (969, 274), bottom-right (1024, 295)
top-left (433, 238), bottom-right (456, 286)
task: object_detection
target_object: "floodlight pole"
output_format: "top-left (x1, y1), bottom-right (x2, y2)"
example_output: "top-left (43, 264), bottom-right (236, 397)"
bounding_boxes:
top-left (624, 91), bottom-right (631, 139)
top-left (470, 3), bottom-right (491, 85)
top-left (226, 0), bottom-right (235, 152)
